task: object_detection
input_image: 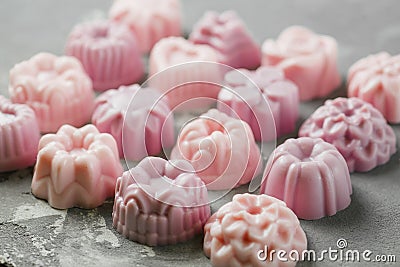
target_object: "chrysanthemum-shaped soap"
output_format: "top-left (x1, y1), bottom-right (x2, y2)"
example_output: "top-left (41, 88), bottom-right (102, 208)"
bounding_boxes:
top-left (262, 26), bottom-right (341, 101)
top-left (92, 84), bottom-right (174, 161)
top-left (170, 109), bottom-right (261, 190)
top-left (189, 10), bottom-right (261, 70)
top-left (218, 66), bottom-right (299, 141)
top-left (0, 96), bottom-right (40, 172)
top-left (348, 52), bottom-right (400, 123)
top-left (113, 157), bottom-right (210, 246)
top-left (204, 193), bottom-right (307, 267)
top-left (260, 137), bottom-right (352, 220)
top-left (65, 21), bottom-right (144, 91)
top-left (31, 124), bottom-right (123, 209)
top-left (299, 97), bottom-right (396, 172)
top-left (9, 53), bottom-right (94, 133)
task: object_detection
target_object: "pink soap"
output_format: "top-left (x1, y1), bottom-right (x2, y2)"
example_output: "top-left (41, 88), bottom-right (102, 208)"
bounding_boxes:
top-left (65, 20), bottom-right (144, 92)
top-left (113, 157), bottom-right (210, 246)
top-left (262, 26), bottom-right (341, 101)
top-left (149, 37), bottom-right (222, 110)
top-left (347, 52), bottom-right (400, 123)
top-left (260, 137), bottom-right (352, 220)
top-left (0, 96), bottom-right (40, 172)
top-left (31, 124), bottom-right (123, 209)
top-left (109, 0), bottom-right (182, 53)
top-left (299, 97), bottom-right (396, 172)
top-left (204, 193), bottom-right (307, 267)
top-left (9, 53), bottom-right (95, 133)
top-left (170, 109), bottom-right (261, 190)
top-left (218, 66), bottom-right (299, 142)
top-left (92, 84), bottom-right (175, 161)
top-left (189, 10), bottom-right (261, 70)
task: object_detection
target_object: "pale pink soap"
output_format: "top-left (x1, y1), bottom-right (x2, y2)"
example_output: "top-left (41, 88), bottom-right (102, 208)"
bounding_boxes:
top-left (262, 26), bottom-right (341, 101)
top-left (65, 21), bottom-right (144, 92)
top-left (31, 124), bottom-right (123, 209)
top-left (204, 193), bottom-right (307, 267)
top-left (109, 0), bottom-right (182, 53)
top-left (299, 97), bottom-right (396, 172)
top-left (0, 96), bottom-right (40, 172)
top-left (170, 109), bottom-right (261, 190)
top-left (113, 157), bottom-right (210, 246)
top-left (92, 84), bottom-right (174, 161)
top-left (218, 67), bottom-right (299, 142)
top-left (189, 10), bottom-right (261, 70)
top-left (9, 53), bottom-right (95, 133)
top-left (260, 138), bottom-right (352, 220)
top-left (149, 37), bottom-right (222, 110)
top-left (347, 52), bottom-right (400, 123)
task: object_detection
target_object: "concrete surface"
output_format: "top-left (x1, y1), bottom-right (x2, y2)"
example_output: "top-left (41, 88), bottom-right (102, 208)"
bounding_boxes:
top-left (0, 1), bottom-right (400, 266)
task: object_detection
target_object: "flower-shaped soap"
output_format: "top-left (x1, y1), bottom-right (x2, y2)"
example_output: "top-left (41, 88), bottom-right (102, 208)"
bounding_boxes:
top-left (204, 193), bottom-right (307, 267)
top-left (0, 96), bottom-right (40, 172)
top-left (299, 97), bottom-right (396, 172)
top-left (113, 157), bottom-right (210, 246)
top-left (65, 21), bottom-right (144, 91)
top-left (31, 124), bottom-right (123, 209)
top-left (347, 52), bottom-right (400, 123)
top-left (9, 53), bottom-right (94, 133)
top-left (92, 84), bottom-right (174, 161)
top-left (189, 10), bottom-right (261, 70)
top-left (262, 26), bottom-right (341, 101)
top-left (218, 67), bottom-right (299, 142)
top-left (260, 138), bottom-right (352, 220)
top-left (109, 0), bottom-right (182, 53)
top-left (170, 109), bottom-right (261, 190)
top-left (149, 37), bottom-right (222, 110)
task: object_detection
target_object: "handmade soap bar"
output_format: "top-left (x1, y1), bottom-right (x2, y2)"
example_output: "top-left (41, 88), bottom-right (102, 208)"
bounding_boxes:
top-left (109, 0), bottom-right (182, 53)
top-left (31, 124), bottom-right (123, 209)
top-left (348, 52), bottom-right (400, 123)
top-left (149, 37), bottom-right (222, 110)
top-left (0, 96), bottom-right (40, 172)
top-left (66, 20), bottom-right (144, 91)
top-left (189, 10), bottom-right (261, 70)
top-left (299, 97), bottom-right (396, 172)
top-left (9, 53), bottom-right (94, 133)
top-left (92, 84), bottom-right (174, 161)
top-left (218, 66), bottom-right (299, 141)
top-left (260, 137), bottom-right (352, 220)
top-left (113, 157), bottom-right (210, 246)
top-left (262, 26), bottom-right (341, 101)
top-left (170, 109), bottom-right (261, 190)
top-left (204, 193), bottom-right (307, 267)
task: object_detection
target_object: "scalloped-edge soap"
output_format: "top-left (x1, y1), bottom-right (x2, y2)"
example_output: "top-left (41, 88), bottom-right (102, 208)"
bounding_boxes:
top-left (204, 193), bottom-right (307, 267)
top-left (113, 157), bottom-right (210, 246)
top-left (31, 124), bottom-right (123, 209)
top-left (299, 97), bottom-right (396, 172)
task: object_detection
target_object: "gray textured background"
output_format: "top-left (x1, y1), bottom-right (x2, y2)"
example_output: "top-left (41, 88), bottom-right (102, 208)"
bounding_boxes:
top-left (0, 1), bottom-right (399, 266)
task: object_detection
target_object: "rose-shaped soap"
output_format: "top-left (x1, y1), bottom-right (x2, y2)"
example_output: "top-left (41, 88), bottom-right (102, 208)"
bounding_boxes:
top-left (204, 193), bottom-right (307, 267)
top-left (113, 157), bottom-right (210, 246)
top-left (149, 37), bottom-right (222, 110)
top-left (347, 52), bottom-right (400, 123)
top-left (65, 21), bottom-right (144, 91)
top-left (189, 10), bottom-right (261, 70)
top-left (9, 53), bottom-right (94, 133)
top-left (218, 66), bottom-right (299, 142)
top-left (31, 124), bottom-right (123, 209)
top-left (262, 26), bottom-right (341, 101)
top-left (299, 97), bottom-right (396, 172)
top-left (170, 109), bottom-right (261, 190)
top-left (109, 0), bottom-right (181, 53)
top-left (260, 137), bottom-right (352, 220)
top-left (92, 84), bottom-right (174, 161)
top-left (0, 96), bottom-right (40, 172)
